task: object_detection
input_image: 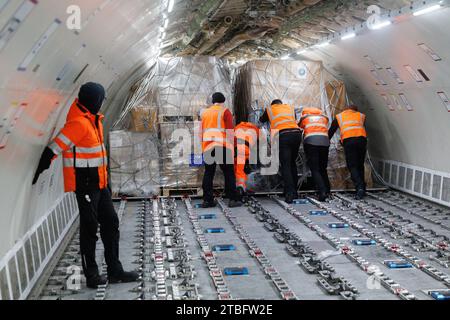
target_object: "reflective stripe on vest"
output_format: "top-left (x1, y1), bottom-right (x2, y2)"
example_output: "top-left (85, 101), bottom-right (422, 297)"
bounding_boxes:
top-left (63, 156), bottom-right (108, 168)
top-left (266, 104), bottom-right (298, 132)
top-left (53, 100), bottom-right (109, 193)
top-left (300, 111), bottom-right (329, 139)
top-left (49, 133), bottom-right (75, 154)
top-left (236, 138), bottom-right (251, 147)
top-left (201, 105), bottom-right (232, 152)
top-left (235, 123), bottom-right (258, 148)
top-left (337, 111), bottom-right (367, 142)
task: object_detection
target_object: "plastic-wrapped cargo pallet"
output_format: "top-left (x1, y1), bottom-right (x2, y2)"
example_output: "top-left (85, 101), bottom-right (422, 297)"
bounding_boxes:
top-left (233, 60), bottom-right (373, 191)
top-left (110, 57), bottom-right (231, 196)
top-left (109, 130), bottom-right (160, 196)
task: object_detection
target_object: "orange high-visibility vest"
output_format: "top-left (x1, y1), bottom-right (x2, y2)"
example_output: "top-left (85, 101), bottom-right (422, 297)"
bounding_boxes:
top-left (266, 104), bottom-right (299, 134)
top-left (201, 105), bottom-right (233, 152)
top-left (235, 122), bottom-right (259, 190)
top-left (48, 99), bottom-right (108, 192)
top-left (336, 109), bottom-right (367, 142)
top-left (235, 122), bottom-right (259, 157)
top-left (299, 107), bottom-right (329, 139)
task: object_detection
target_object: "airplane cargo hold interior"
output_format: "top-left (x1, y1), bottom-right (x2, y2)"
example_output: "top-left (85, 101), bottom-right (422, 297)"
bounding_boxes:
top-left (0, 0), bottom-right (450, 305)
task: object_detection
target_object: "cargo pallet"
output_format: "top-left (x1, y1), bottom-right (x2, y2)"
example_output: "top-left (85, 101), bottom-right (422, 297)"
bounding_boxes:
top-left (161, 187), bottom-right (203, 197)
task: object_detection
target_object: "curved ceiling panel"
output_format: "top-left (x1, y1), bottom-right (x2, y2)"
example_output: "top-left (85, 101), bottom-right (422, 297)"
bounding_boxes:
top-left (0, 0), bottom-right (166, 257)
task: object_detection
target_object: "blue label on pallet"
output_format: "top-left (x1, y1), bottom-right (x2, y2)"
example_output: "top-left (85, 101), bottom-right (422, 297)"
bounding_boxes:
top-left (199, 214), bottom-right (216, 220)
top-left (194, 203), bottom-right (203, 208)
top-left (293, 199), bottom-right (310, 204)
top-left (328, 222), bottom-right (350, 229)
top-left (384, 260), bottom-right (413, 269)
top-left (206, 228), bottom-right (225, 234)
top-left (190, 154), bottom-right (204, 167)
top-left (213, 245), bottom-right (236, 252)
top-left (310, 210), bottom-right (328, 216)
top-left (224, 267), bottom-right (249, 276)
top-left (352, 239), bottom-right (377, 246)
top-left (430, 291), bottom-right (450, 301)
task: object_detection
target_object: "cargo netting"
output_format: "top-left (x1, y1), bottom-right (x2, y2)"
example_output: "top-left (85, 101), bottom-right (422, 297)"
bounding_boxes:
top-left (233, 59), bottom-right (373, 191)
top-left (110, 57), bottom-right (231, 196)
top-left (109, 57), bottom-right (373, 197)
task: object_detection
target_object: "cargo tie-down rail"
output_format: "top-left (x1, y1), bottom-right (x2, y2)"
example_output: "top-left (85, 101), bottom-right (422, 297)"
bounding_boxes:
top-left (333, 193), bottom-right (450, 288)
top-left (247, 197), bottom-right (359, 300)
top-left (217, 199), bottom-right (298, 300)
top-left (270, 195), bottom-right (418, 300)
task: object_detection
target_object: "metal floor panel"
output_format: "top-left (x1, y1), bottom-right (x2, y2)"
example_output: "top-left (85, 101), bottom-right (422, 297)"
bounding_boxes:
top-left (219, 205), bottom-right (340, 300)
top-left (289, 202), bottom-right (443, 299)
top-left (258, 199), bottom-right (397, 300)
top-left (33, 191), bottom-right (450, 300)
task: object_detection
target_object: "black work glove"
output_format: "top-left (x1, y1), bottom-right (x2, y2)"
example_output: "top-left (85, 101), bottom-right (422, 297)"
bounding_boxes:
top-left (32, 147), bottom-right (56, 185)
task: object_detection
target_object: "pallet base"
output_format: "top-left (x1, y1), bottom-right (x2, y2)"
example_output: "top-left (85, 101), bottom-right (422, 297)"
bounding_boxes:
top-left (161, 187), bottom-right (203, 197)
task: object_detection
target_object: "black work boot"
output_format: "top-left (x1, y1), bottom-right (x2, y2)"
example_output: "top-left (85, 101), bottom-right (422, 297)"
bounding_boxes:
top-left (202, 200), bottom-right (217, 208)
top-left (355, 189), bottom-right (366, 200)
top-left (86, 274), bottom-right (108, 289)
top-left (108, 270), bottom-right (140, 284)
top-left (318, 193), bottom-right (327, 202)
top-left (285, 194), bottom-right (294, 204)
top-left (228, 200), bottom-right (242, 208)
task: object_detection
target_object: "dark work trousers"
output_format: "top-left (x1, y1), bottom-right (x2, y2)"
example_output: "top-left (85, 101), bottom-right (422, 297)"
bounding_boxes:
top-left (202, 147), bottom-right (238, 202)
top-left (304, 143), bottom-right (331, 197)
top-left (343, 137), bottom-right (368, 192)
top-left (75, 188), bottom-right (123, 279)
top-left (279, 130), bottom-right (302, 197)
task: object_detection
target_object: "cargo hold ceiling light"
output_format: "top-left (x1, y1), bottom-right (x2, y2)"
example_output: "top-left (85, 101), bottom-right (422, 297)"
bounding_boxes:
top-left (372, 20), bottom-right (392, 30)
top-left (341, 32), bottom-right (356, 40)
top-left (164, 19), bottom-right (169, 29)
top-left (168, 0), bottom-right (175, 13)
top-left (413, 4), bottom-right (442, 16)
top-left (315, 41), bottom-right (330, 48)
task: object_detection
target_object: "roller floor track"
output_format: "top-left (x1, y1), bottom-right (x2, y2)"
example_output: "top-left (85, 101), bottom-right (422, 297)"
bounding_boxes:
top-left (33, 191), bottom-right (450, 300)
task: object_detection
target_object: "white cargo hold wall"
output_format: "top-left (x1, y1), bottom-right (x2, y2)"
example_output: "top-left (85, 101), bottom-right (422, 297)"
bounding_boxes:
top-left (0, 0), bottom-right (166, 299)
top-left (303, 5), bottom-right (450, 206)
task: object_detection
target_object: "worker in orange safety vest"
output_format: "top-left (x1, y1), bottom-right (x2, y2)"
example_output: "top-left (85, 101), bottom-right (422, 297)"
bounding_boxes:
top-left (201, 92), bottom-right (242, 208)
top-left (32, 82), bottom-right (139, 289)
top-left (329, 105), bottom-right (368, 200)
top-left (299, 107), bottom-right (331, 202)
top-left (260, 99), bottom-right (302, 204)
top-left (234, 121), bottom-right (260, 199)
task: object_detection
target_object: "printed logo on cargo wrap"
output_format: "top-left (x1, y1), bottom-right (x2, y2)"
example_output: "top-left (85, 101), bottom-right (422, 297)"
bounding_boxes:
top-left (297, 64), bottom-right (308, 79)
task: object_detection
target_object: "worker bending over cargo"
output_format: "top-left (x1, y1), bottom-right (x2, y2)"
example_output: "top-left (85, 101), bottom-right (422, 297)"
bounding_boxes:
top-left (329, 105), bottom-right (368, 200)
top-left (201, 92), bottom-right (242, 208)
top-left (260, 100), bottom-right (301, 204)
top-left (234, 121), bottom-right (260, 199)
top-left (32, 82), bottom-right (139, 289)
top-left (299, 107), bottom-right (331, 202)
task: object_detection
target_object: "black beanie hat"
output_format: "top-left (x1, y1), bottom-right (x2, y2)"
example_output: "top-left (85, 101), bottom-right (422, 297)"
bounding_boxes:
top-left (271, 99), bottom-right (283, 105)
top-left (78, 82), bottom-right (106, 114)
top-left (212, 92), bottom-right (226, 104)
